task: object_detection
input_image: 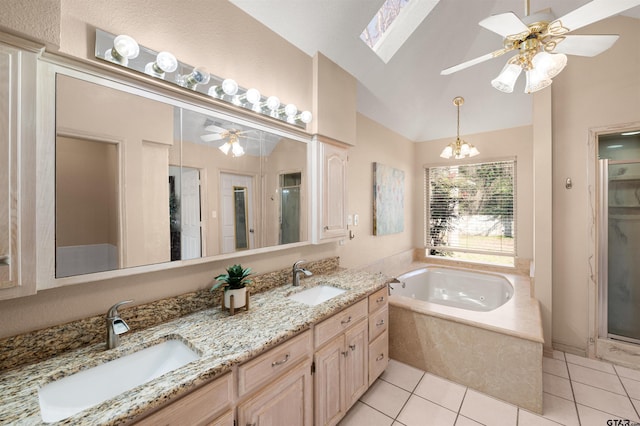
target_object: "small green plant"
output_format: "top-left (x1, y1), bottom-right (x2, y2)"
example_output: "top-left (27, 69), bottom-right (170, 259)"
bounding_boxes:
top-left (211, 264), bottom-right (253, 292)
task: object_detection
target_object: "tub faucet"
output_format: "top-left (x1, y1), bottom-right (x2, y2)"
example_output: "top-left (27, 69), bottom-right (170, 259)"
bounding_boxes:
top-left (106, 300), bottom-right (132, 349)
top-left (292, 260), bottom-right (313, 286)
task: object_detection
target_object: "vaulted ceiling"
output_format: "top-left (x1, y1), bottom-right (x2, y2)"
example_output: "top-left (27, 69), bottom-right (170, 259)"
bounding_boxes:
top-left (229, 0), bottom-right (640, 142)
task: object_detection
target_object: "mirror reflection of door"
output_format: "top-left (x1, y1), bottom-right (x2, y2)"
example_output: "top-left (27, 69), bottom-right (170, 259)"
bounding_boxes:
top-left (55, 136), bottom-right (120, 277)
top-left (169, 166), bottom-right (203, 261)
top-left (220, 173), bottom-right (254, 253)
top-left (181, 167), bottom-right (203, 260)
top-left (234, 186), bottom-right (249, 250)
top-left (279, 172), bottom-right (302, 244)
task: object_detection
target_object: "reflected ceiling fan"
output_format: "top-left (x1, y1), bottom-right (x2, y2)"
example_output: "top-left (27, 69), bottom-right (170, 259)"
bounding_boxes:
top-left (441, 0), bottom-right (640, 93)
top-left (200, 124), bottom-right (259, 157)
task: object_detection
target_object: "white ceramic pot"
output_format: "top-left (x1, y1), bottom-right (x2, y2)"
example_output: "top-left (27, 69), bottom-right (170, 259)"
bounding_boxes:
top-left (224, 287), bottom-right (247, 309)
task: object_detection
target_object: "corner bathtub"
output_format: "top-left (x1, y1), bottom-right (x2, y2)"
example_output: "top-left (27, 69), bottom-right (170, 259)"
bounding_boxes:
top-left (389, 267), bottom-right (513, 312)
top-left (388, 265), bottom-right (544, 413)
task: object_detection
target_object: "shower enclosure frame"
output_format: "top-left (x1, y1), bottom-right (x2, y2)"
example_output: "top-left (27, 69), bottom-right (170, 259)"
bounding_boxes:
top-left (598, 158), bottom-right (640, 345)
top-left (587, 121), bottom-right (640, 364)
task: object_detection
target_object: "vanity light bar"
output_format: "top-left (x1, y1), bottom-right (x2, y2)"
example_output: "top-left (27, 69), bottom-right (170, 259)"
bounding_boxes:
top-left (94, 29), bottom-right (312, 129)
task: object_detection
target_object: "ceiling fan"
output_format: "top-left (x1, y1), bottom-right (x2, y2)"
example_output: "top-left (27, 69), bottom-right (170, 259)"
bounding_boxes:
top-left (441, 0), bottom-right (640, 93)
top-left (201, 124), bottom-right (259, 157)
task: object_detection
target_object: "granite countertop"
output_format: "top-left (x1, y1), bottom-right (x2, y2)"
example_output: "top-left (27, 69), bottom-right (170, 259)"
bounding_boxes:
top-left (0, 269), bottom-right (388, 425)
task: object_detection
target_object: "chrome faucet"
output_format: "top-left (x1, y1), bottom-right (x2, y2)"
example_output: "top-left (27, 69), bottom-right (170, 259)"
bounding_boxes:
top-left (106, 300), bottom-right (132, 349)
top-left (292, 260), bottom-right (313, 286)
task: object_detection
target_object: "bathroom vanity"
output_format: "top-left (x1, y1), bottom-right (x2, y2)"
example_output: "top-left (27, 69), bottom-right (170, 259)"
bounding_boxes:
top-left (0, 270), bottom-right (388, 425)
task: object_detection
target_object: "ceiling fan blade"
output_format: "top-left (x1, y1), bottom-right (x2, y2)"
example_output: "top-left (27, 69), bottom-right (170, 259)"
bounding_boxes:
top-left (204, 124), bottom-right (227, 134)
top-left (441, 49), bottom-right (507, 76)
top-left (554, 34), bottom-right (619, 56)
top-left (479, 12), bottom-right (529, 38)
top-left (200, 133), bottom-right (224, 142)
top-left (554, 0), bottom-right (640, 32)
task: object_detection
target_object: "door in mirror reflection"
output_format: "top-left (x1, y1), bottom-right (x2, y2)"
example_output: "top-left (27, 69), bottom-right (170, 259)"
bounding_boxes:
top-left (56, 136), bottom-right (120, 277)
top-left (221, 173), bottom-right (254, 253)
top-left (279, 172), bottom-right (302, 244)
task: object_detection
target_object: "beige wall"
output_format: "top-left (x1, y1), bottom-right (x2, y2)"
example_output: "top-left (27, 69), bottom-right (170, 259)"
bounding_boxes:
top-left (336, 114), bottom-right (415, 269)
top-left (551, 16), bottom-right (640, 352)
top-left (56, 137), bottom-right (118, 247)
top-left (414, 125), bottom-right (534, 261)
top-left (0, 0), bottom-right (60, 48)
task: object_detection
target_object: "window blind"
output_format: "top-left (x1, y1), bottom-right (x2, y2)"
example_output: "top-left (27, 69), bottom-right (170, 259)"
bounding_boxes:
top-left (426, 160), bottom-right (516, 260)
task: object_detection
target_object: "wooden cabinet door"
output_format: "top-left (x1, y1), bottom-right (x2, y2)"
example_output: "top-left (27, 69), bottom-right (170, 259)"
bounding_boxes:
top-left (0, 42), bottom-right (37, 299)
top-left (314, 335), bottom-right (345, 426)
top-left (238, 360), bottom-right (313, 426)
top-left (320, 142), bottom-right (347, 241)
top-left (344, 319), bottom-right (368, 410)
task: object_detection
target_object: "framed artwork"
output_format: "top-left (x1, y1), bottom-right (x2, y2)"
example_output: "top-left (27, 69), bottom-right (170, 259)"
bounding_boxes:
top-left (373, 162), bottom-right (404, 235)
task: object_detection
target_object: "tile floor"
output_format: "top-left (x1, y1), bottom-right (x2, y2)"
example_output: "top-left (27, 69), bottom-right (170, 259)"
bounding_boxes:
top-left (339, 351), bottom-right (640, 425)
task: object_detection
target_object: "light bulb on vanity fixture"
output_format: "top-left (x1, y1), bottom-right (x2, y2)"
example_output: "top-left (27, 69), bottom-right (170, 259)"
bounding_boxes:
top-left (144, 51), bottom-right (178, 79)
top-left (105, 35), bottom-right (139, 65)
top-left (440, 96), bottom-right (479, 160)
top-left (232, 88), bottom-right (262, 109)
top-left (208, 78), bottom-right (239, 99)
top-left (263, 96), bottom-right (281, 117)
top-left (177, 66), bottom-right (210, 90)
top-left (294, 110), bottom-right (313, 125)
top-left (278, 104), bottom-right (298, 123)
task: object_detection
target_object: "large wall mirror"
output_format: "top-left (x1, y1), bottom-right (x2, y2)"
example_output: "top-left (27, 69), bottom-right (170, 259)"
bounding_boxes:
top-left (55, 73), bottom-right (309, 278)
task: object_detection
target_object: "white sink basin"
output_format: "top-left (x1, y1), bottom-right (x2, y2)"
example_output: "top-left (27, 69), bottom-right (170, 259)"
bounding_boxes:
top-left (288, 285), bottom-right (346, 306)
top-left (38, 339), bottom-right (200, 423)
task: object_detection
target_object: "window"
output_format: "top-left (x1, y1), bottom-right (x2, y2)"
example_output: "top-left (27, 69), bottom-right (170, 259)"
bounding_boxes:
top-left (359, 0), bottom-right (440, 63)
top-left (425, 160), bottom-right (516, 266)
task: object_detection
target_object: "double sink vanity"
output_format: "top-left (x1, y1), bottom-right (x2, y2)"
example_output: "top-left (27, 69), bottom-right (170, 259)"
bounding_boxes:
top-left (1, 269), bottom-right (389, 425)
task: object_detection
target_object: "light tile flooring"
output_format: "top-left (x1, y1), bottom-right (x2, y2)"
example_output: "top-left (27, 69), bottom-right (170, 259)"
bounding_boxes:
top-left (339, 351), bottom-right (640, 425)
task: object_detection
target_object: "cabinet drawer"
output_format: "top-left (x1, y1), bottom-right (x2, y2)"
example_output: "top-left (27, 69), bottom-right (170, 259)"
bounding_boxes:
top-left (368, 331), bottom-right (389, 386)
top-left (135, 372), bottom-right (232, 426)
top-left (368, 306), bottom-right (388, 342)
top-left (368, 287), bottom-right (388, 314)
top-left (314, 299), bottom-right (367, 348)
top-left (238, 330), bottom-right (312, 397)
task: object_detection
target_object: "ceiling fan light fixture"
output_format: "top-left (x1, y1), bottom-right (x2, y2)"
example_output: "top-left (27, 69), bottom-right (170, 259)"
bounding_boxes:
top-left (532, 51), bottom-right (567, 79)
top-left (219, 142), bottom-right (231, 155)
top-left (524, 67), bottom-right (552, 93)
top-left (231, 141), bottom-right (245, 157)
top-left (491, 62), bottom-right (522, 93)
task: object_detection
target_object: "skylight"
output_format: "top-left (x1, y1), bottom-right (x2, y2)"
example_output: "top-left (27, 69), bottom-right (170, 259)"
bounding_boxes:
top-left (360, 0), bottom-right (440, 63)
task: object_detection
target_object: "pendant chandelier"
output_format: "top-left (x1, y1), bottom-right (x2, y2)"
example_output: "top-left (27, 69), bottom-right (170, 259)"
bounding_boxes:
top-left (439, 97), bottom-right (479, 160)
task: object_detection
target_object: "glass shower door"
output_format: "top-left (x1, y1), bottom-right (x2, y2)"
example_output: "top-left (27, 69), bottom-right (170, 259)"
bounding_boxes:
top-left (600, 159), bottom-right (640, 343)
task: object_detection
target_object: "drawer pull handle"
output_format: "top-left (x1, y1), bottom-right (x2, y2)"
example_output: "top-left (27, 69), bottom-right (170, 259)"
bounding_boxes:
top-left (376, 353), bottom-right (385, 362)
top-left (0, 255), bottom-right (9, 265)
top-left (376, 296), bottom-right (385, 303)
top-left (272, 353), bottom-right (290, 367)
top-left (349, 344), bottom-right (356, 351)
top-left (376, 319), bottom-right (385, 327)
top-left (341, 316), bottom-right (352, 325)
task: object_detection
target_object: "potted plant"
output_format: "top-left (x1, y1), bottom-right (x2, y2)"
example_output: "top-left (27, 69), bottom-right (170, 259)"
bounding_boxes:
top-left (211, 264), bottom-right (252, 309)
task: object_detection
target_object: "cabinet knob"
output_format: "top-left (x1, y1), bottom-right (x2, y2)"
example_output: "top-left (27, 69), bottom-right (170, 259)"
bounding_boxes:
top-left (0, 255), bottom-right (9, 265)
top-left (349, 344), bottom-right (356, 351)
top-left (341, 316), bottom-right (352, 325)
top-left (376, 296), bottom-right (385, 303)
top-left (324, 225), bottom-right (329, 231)
top-left (376, 319), bottom-right (385, 327)
top-left (376, 353), bottom-right (385, 362)
top-left (271, 353), bottom-right (290, 367)
top-left (342, 351), bottom-right (349, 358)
